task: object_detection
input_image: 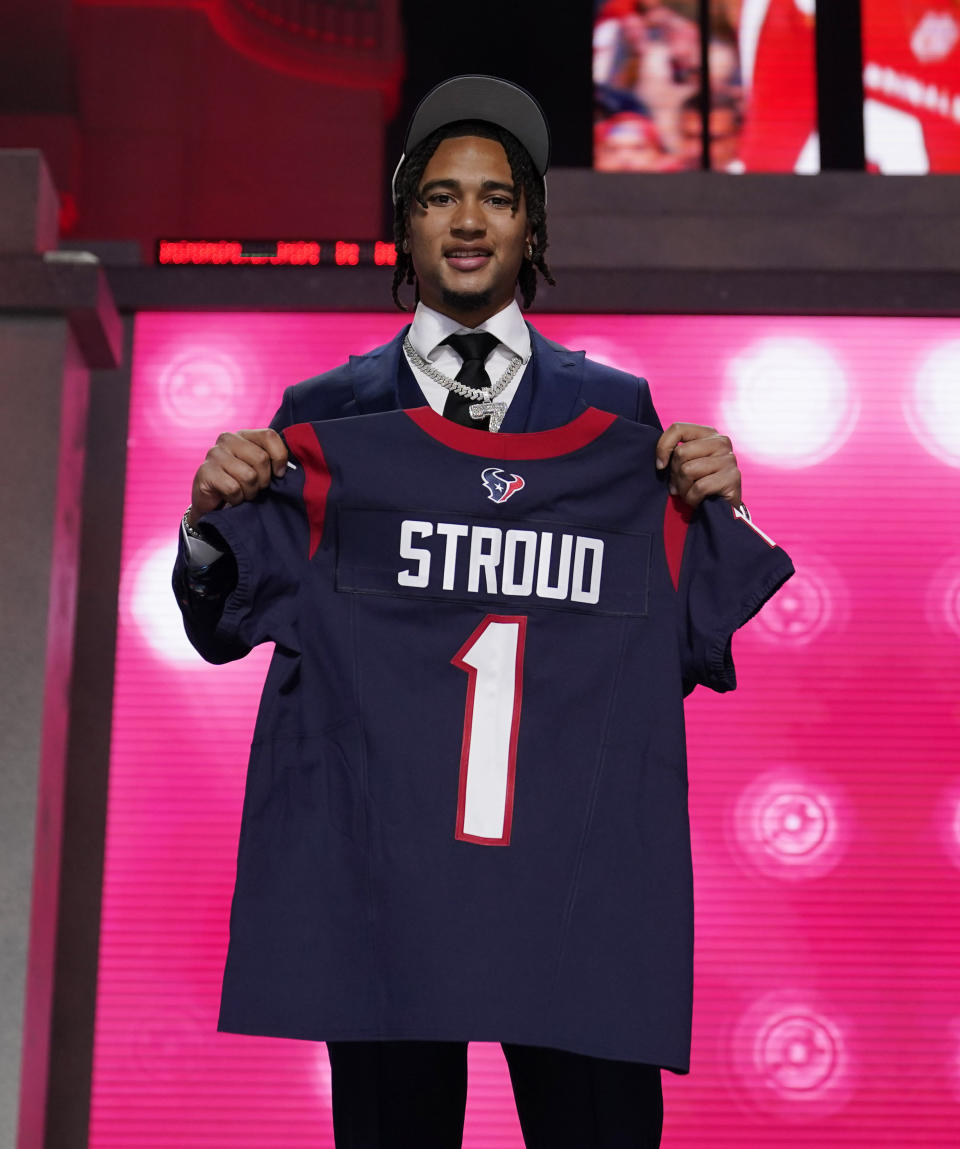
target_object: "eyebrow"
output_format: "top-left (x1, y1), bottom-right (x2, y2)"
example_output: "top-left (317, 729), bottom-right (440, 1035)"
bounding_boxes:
top-left (418, 178), bottom-right (516, 197)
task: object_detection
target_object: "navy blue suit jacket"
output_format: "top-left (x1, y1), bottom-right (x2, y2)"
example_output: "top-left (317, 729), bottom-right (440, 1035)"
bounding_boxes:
top-left (175, 323), bottom-right (661, 661)
top-left (269, 324), bottom-right (660, 433)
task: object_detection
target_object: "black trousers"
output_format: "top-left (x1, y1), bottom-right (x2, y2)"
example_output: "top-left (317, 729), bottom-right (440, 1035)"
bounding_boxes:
top-left (326, 1040), bottom-right (663, 1149)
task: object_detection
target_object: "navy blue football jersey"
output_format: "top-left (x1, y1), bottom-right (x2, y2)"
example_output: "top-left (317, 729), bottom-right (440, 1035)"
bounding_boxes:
top-left (199, 406), bottom-right (793, 1071)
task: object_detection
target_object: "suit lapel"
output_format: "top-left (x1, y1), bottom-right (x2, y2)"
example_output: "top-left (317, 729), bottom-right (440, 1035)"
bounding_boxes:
top-left (346, 326), bottom-right (426, 414)
top-left (503, 325), bottom-right (587, 432)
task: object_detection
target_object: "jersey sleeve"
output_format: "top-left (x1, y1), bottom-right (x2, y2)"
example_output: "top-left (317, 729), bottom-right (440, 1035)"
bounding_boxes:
top-left (636, 378), bottom-right (663, 432)
top-left (269, 386), bottom-right (296, 432)
top-left (674, 498), bottom-right (794, 695)
top-left (196, 433), bottom-right (320, 657)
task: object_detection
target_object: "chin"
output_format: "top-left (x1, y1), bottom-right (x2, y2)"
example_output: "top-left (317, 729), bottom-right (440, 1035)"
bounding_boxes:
top-left (441, 286), bottom-right (495, 313)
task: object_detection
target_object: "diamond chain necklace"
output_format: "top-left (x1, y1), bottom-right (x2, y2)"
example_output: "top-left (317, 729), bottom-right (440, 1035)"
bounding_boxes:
top-left (402, 336), bottom-right (524, 403)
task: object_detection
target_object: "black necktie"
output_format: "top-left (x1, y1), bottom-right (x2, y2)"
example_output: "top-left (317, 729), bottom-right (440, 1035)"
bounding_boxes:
top-left (441, 332), bottom-right (501, 429)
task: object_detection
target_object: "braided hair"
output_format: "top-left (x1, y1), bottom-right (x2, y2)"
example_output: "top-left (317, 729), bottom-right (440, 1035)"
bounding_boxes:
top-left (391, 119), bottom-right (556, 312)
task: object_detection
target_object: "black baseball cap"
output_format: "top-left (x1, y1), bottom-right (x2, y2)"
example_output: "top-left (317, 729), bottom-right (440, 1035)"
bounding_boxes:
top-left (392, 74), bottom-right (551, 201)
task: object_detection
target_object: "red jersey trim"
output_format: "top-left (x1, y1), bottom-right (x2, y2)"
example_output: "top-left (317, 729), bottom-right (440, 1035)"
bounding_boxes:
top-left (664, 495), bottom-right (693, 591)
top-left (283, 423), bottom-right (332, 559)
top-left (405, 406), bottom-right (617, 459)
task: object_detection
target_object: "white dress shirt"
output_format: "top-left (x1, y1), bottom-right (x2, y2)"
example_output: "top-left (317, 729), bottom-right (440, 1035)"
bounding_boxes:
top-left (405, 299), bottom-right (531, 414)
top-left (183, 300), bottom-right (532, 569)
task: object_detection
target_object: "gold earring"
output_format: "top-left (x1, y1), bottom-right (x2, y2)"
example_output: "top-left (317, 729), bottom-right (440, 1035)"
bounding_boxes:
top-left (526, 243), bottom-right (534, 260)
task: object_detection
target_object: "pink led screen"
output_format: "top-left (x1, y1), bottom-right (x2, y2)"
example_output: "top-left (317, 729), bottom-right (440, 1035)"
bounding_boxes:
top-left (91, 312), bottom-right (960, 1146)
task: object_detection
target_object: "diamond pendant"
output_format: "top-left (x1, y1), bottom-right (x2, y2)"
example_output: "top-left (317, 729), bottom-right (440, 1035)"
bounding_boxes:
top-left (469, 401), bottom-right (507, 432)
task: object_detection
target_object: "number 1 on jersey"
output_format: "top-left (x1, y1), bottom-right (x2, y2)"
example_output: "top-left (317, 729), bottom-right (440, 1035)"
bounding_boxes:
top-left (452, 615), bottom-right (527, 846)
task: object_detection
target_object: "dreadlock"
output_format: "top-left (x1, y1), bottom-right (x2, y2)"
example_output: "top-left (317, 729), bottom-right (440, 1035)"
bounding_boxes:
top-left (391, 119), bottom-right (556, 312)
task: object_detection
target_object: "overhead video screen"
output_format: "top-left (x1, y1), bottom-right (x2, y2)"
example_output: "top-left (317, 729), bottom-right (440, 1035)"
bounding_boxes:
top-left (91, 311), bottom-right (960, 1147)
top-left (593, 0), bottom-right (819, 172)
top-left (862, 0), bottom-right (960, 172)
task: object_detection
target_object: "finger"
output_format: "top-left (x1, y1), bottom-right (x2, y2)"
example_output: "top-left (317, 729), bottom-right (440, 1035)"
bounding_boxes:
top-left (655, 424), bottom-right (682, 470)
top-left (671, 463), bottom-right (742, 509)
top-left (192, 464), bottom-right (243, 515)
top-left (237, 428), bottom-right (289, 477)
top-left (213, 431), bottom-right (279, 484)
top-left (193, 457), bottom-right (259, 509)
top-left (196, 441), bottom-right (272, 509)
top-left (671, 432), bottom-right (733, 466)
top-left (189, 429), bottom-right (289, 520)
top-left (670, 446), bottom-right (737, 487)
top-left (655, 422), bottom-right (718, 469)
top-left (206, 441), bottom-right (272, 497)
top-left (669, 437), bottom-right (741, 507)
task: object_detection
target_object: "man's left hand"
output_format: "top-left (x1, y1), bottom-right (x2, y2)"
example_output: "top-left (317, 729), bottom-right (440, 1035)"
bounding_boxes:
top-left (656, 423), bottom-right (742, 508)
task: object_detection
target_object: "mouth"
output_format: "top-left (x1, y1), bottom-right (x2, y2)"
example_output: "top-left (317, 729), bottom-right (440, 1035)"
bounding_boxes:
top-left (444, 247), bottom-right (492, 272)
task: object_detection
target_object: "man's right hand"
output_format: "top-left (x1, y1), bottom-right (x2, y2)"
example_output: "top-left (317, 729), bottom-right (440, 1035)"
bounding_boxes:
top-left (188, 429), bottom-right (288, 527)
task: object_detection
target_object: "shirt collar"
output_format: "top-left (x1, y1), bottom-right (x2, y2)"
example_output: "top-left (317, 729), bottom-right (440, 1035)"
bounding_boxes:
top-left (408, 299), bottom-right (531, 363)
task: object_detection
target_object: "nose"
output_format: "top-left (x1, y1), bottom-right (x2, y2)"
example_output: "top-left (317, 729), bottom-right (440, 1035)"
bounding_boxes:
top-left (450, 194), bottom-right (485, 237)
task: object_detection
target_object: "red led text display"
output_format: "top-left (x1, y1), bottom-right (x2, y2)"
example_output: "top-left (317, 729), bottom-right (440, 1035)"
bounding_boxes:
top-left (157, 240), bottom-right (397, 267)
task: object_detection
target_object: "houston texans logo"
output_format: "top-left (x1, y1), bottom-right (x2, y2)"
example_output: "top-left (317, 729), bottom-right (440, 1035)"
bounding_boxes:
top-left (481, 467), bottom-right (525, 504)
